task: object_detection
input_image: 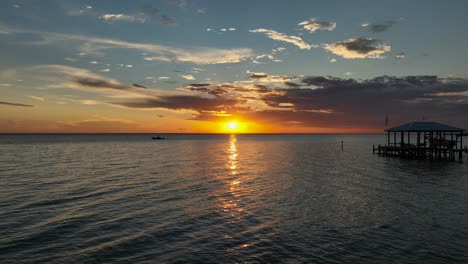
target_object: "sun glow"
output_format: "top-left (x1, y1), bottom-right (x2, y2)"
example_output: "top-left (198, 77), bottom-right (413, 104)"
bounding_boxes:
top-left (222, 121), bottom-right (246, 133)
top-left (216, 119), bottom-right (266, 133)
top-left (227, 121), bottom-right (239, 130)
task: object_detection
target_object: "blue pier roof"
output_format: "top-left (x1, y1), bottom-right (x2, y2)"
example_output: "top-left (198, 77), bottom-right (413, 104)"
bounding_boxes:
top-left (385, 122), bottom-right (466, 132)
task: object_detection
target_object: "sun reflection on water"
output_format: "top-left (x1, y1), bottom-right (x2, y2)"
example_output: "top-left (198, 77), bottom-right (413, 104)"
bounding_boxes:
top-left (221, 134), bottom-right (245, 219)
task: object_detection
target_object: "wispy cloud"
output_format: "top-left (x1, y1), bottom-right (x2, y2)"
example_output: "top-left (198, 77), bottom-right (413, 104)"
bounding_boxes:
top-left (249, 28), bottom-right (315, 50)
top-left (248, 72), bottom-right (296, 83)
top-left (2, 26), bottom-right (255, 64)
top-left (28, 96), bottom-right (45, 101)
top-left (363, 21), bottom-right (398, 33)
top-left (99, 13), bottom-right (146, 23)
top-left (323, 38), bottom-right (391, 59)
top-left (298, 18), bottom-right (336, 33)
top-left (169, 0), bottom-right (188, 9)
top-left (180, 75), bottom-right (195, 80)
top-left (0, 25), bottom-right (11, 34)
top-left (0, 101), bottom-right (35, 107)
top-left (395, 52), bottom-right (406, 59)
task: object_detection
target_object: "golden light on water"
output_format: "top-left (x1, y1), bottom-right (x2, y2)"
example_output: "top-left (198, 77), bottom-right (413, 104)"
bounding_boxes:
top-left (221, 135), bottom-right (244, 219)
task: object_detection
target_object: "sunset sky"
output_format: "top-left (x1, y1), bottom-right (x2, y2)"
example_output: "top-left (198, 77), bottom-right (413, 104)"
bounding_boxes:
top-left (1, 0), bottom-right (468, 133)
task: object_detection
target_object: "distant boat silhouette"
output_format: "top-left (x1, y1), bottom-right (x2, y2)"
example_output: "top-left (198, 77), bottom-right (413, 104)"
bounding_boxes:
top-left (152, 136), bottom-right (165, 140)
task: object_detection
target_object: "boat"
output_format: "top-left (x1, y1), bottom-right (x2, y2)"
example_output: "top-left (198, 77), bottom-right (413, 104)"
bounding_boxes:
top-left (152, 136), bottom-right (165, 140)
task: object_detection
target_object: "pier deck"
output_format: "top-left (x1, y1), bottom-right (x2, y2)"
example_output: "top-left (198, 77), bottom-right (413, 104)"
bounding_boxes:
top-left (373, 122), bottom-right (467, 161)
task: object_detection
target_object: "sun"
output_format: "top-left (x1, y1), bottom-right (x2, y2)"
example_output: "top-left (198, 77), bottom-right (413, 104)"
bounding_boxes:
top-left (227, 121), bottom-right (239, 131)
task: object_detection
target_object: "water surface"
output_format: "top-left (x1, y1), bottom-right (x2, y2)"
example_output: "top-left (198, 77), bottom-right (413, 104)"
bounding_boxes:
top-left (0, 134), bottom-right (467, 263)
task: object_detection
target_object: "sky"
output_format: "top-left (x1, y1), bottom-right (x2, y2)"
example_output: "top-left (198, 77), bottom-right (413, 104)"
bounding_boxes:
top-left (1, 0), bottom-right (468, 133)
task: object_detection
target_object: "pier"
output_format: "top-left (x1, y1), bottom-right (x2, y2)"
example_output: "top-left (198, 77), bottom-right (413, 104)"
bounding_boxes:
top-left (373, 122), bottom-right (468, 160)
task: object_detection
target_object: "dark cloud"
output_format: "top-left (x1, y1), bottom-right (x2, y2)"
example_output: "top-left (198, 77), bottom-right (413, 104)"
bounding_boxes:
top-left (250, 73), bottom-right (268, 79)
top-left (369, 21), bottom-right (397, 33)
top-left (160, 15), bottom-right (176, 26)
top-left (69, 72), bottom-right (468, 131)
top-left (141, 6), bottom-right (176, 26)
top-left (284, 82), bottom-right (301, 88)
top-left (185, 86), bottom-right (228, 96)
top-left (114, 95), bottom-right (242, 111)
top-left (188, 83), bottom-right (211, 87)
top-left (178, 75), bottom-right (468, 129)
top-left (257, 75), bottom-right (468, 128)
top-left (0, 101), bottom-right (35, 107)
top-left (324, 38), bottom-right (391, 59)
top-left (74, 77), bottom-right (130, 90)
top-left (248, 73), bottom-right (296, 82)
top-left (132, 83), bottom-right (147, 88)
top-left (299, 18), bottom-right (336, 33)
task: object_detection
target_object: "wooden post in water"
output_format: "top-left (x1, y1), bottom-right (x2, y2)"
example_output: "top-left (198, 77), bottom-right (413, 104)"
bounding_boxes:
top-left (341, 140), bottom-right (343, 151)
top-left (460, 132), bottom-right (463, 160)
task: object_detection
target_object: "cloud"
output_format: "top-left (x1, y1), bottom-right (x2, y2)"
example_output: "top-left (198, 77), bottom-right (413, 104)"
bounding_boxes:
top-left (136, 6), bottom-right (177, 26)
top-left (113, 96), bottom-right (241, 111)
top-left (99, 14), bottom-right (146, 23)
top-left (99, 68), bottom-right (111, 72)
top-left (180, 75), bottom-right (468, 130)
top-left (249, 28), bottom-right (315, 50)
top-left (10, 64), bottom-right (468, 130)
top-left (169, 0), bottom-right (187, 9)
top-left (206, 27), bottom-right (237, 33)
top-left (0, 25), bottom-right (11, 34)
top-left (132, 84), bottom-right (147, 88)
top-left (196, 8), bottom-right (206, 14)
top-left (64, 3), bottom-right (97, 17)
top-left (395, 52), bottom-right (405, 59)
top-left (96, 6), bottom-right (176, 26)
top-left (145, 47), bottom-right (254, 64)
top-left (159, 15), bottom-right (176, 26)
top-left (28, 96), bottom-right (45, 101)
top-left (64, 57), bottom-right (78, 62)
top-left (330, 58), bottom-right (336, 63)
top-left (248, 73), bottom-right (296, 83)
top-left (15, 65), bottom-right (147, 99)
top-left (0, 101), bottom-right (35, 107)
top-left (180, 75), bottom-right (196, 80)
top-left (367, 21), bottom-right (397, 33)
top-left (3, 27), bottom-right (255, 64)
top-left (323, 37), bottom-right (391, 59)
top-left (299, 18), bottom-right (336, 33)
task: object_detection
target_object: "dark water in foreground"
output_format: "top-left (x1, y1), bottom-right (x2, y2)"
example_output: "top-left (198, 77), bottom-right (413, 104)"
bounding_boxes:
top-left (0, 134), bottom-right (467, 263)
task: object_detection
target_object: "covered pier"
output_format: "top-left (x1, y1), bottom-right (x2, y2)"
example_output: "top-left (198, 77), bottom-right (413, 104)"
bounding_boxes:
top-left (373, 122), bottom-right (467, 160)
